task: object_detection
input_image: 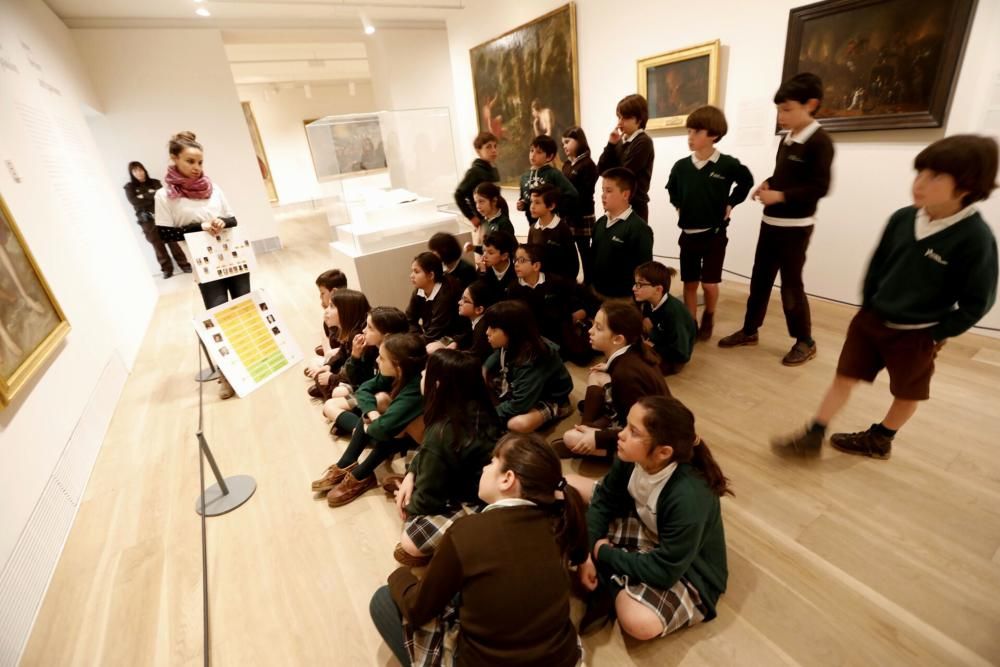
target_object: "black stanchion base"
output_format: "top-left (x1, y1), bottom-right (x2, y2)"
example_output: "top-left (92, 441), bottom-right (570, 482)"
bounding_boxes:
top-left (196, 475), bottom-right (257, 516)
top-left (195, 367), bottom-right (221, 383)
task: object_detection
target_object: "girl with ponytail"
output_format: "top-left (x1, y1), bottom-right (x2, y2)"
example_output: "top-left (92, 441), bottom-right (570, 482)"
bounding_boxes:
top-left (371, 433), bottom-right (587, 667)
top-left (576, 395), bottom-right (730, 641)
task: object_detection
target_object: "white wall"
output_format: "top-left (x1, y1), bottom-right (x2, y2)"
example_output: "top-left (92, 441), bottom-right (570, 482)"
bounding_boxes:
top-left (0, 1), bottom-right (159, 661)
top-left (236, 81), bottom-right (377, 205)
top-left (446, 0), bottom-right (1000, 331)
top-left (72, 28), bottom-right (280, 245)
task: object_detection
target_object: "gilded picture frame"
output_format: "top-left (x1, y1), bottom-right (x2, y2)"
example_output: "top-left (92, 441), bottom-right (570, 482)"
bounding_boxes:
top-left (470, 3), bottom-right (581, 186)
top-left (638, 40), bottom-right (721, 131)
top-left (241, 101), bottom-right (279, 202)
top-left (0, 193), bottom-right (70, 408)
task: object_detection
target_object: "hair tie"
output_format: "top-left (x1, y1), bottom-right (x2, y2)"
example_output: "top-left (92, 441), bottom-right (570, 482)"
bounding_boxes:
top-left (556, 477), bottom-right (567, 491)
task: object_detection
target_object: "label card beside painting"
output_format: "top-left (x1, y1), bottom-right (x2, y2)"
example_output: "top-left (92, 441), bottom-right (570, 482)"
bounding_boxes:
top-left (185, 228), bottom-right (256, 283)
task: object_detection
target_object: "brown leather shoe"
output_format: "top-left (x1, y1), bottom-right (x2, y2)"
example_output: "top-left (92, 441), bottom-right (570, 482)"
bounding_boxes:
top-left (697, 311), bottom-right (714, 341)
top-left (718, 329), bottom-right (759, 348)
top-left (218, 376), bottom-right (236, 400)
top-left (326, 472), bottom-right (377, 507)
top-left (311, 462), bottom-right (357, 493)
top-left (393, 543), bottom-right (431, 568)
top-left (381, 475), bottom-right (404, 497)
top-left (831, 425), bottom-right (892, 459)
top-left (782, 341), bottom-right (817, 366)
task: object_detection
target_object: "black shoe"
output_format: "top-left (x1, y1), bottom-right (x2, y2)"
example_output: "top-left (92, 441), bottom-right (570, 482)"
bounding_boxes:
top-left (830, 425), bottom-right (893, 459)
top-left (162, 271), bottom-right (174, 279)
top-left (579, 585), bottom-right (615, 636)
top-left (181, 266), bottom-right (194, 274)
top-left (771, 426), bottom-right (823, 458)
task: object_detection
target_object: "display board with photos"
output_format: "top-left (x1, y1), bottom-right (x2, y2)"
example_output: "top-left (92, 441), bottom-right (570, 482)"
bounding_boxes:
top-left (193, 289), bottom-right (302, 398)
top-left (185, 228), bottom-right (257, 283)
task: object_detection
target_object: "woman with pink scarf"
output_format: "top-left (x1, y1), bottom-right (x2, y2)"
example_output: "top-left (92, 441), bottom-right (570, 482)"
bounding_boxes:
top-left (154, 131), bottom-right (250, 399)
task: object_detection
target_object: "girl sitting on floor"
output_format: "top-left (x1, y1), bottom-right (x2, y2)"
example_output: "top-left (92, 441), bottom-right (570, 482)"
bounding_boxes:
top-left (392, 349), bottom-right (503, 567)
top-left (426, 279), bottom-right (498, 364)
top-left (556, 300), bottom-right (669, 459)
top-left (370, 433), bottom-right (588, 667)
top-left (406, 251), bottom-right (466, 350)
top-left (312, 333), bottom-right (427, 507)
top-left (308, 289), bottom-right (370, 400)
top-left (573, 396), bottom-right (730, 640)
top-left (483, 300), bottom-right (574, 433)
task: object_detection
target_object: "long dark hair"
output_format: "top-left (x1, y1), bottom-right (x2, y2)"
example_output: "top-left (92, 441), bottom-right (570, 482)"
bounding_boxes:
top-left (493, 433), bottom-right (588, 564)
top-left (637, 396), bottom-right (732, 497)
top-left (600, 299), bottom-right (660, 367)
top-left (369, 306), bottom-right (408, 337)
top-left (331, 289), bottom-right (370, 344)
top-left (482, 300), bottom-right (548, 365)
top-left (128, 161), bottom-right (153, 185)
top-left (423, 349), bottom-right (499, 449)
top-left (561, 126), bottom-right (591, 156)
top-left (381, 333), bottom-right (427, 399)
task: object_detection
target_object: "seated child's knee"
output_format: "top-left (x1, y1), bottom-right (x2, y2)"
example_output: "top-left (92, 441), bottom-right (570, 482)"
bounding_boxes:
top-left (508, 415), bottom-right (532, 433)
top-left (399, 532), bottom-right (423, 557)
top-left (616, 596), bottom-right (665, 641)
top-left (331, 384), bottom-right (351, 398)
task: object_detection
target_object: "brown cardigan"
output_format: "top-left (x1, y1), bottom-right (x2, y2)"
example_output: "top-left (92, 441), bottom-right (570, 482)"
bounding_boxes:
top-left (595, 345), bottom-right (671, 451)
top-left (388, 504), bottom-right (581, 667)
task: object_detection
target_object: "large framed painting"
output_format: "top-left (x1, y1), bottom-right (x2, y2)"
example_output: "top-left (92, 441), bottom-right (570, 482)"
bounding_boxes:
top-left (470, 3), bottom-right (580, 186)
top-left (0, 194), bottom-right (70, 407)
top-left (782, 0), bottom-right (976, 132)
top-left (241, 101), bottom-right (278, 202)
top-left (304, 114), bottom-right (388, 180)
top-left (638, 40), bottom-right (721, 131)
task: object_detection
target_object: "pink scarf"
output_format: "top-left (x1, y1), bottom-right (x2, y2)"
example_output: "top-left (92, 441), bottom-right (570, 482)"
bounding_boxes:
top-left (165, 165), bottom-right (213, 200)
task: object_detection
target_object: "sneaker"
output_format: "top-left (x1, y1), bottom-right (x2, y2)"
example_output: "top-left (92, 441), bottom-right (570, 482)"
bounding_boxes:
top-left (782, 341), bottom-right (817, 366)
top-left (697, 311), bottom-right (715, 341)
top-left (771, 426), bottom-right (823, 458)
top-left (311, 462), bottom-right (357, 492)
top-left (830, 425), bottom-right (893, 459)
top-left (393, 543), bottom-right (431, 568)
top-left (718, 329), bottom-right (759, 348)
top-left (326, 472), bottom-right (377, 507)
top-left (579, 585), bottom-right (615, 636)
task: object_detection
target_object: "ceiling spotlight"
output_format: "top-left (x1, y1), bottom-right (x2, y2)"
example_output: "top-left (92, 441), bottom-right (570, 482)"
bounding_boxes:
top-left (195, 7), bottom-right (211, 16)
top-left (364, 25), bottom-right (375, 35)
top-left (193, 0), bottom-right (205, 3)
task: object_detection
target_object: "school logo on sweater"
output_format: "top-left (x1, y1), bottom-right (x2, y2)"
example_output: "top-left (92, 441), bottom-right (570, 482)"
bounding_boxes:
top-left (924, 248), bottom-right (948, 265)
top-left (709, 172), bottom-right (727, 180)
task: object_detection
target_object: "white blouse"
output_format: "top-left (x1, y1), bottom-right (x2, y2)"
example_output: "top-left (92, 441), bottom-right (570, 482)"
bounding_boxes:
top-left (154, 185), bottom-right (233, 228)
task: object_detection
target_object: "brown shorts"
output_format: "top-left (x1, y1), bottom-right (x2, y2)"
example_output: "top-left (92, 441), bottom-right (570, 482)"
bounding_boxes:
top-left (836, 309), bottom-right (937, 400)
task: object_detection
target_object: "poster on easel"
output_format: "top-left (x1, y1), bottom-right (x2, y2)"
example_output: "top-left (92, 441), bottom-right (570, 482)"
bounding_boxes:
top-left (185, 228), bottom-right (257, 283)
top-left (193, 289), bottom-right (302, 397)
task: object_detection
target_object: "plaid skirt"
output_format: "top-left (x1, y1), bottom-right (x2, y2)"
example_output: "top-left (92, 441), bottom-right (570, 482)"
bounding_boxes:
top-left (606, 514), bottom-right (709, 637)
top-left (404, 505), bottom-right (476, 555)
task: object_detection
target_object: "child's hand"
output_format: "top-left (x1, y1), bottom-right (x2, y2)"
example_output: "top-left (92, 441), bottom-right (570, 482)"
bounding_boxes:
top-left (586, 370), bottom-right (611, 388)
top-left (366, 410), bottom-right (381, 423)
top-left (609, 127), bottom-right (622, 145)
top-left (757, 189), bottom-right (784, 206)
top-left (317, 370), bottom-right (332, 386)
top-left (642, 317), bottom-right (653, 334)
top-left (351, 333), bottom-right (366, 359)
top-left (375, 392), bottom-right (391, 413)
top-left (752, 180), bottom-right (770, 201)
top-left (578, 557), bottom-right (599, 591)
top-left (592, 538), bottom-right (612, 560)
top-left (516, 199), bottom-right (525, 211)
top-left (304, 364), bottom-right (321, 379)
top-left (469, 216), bottom-right (481, 228)
top-left (395, 472), bottom-right (415, 520)
top-left (572, 309), bottom-right (587, 322)
top-left (463, 241), bottom-right (475, 254)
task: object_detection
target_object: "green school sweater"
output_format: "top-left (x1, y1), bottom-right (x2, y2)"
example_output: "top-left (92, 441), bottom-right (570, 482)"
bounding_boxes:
top-left (666, 153), bottom-right (754, 230)
top-left (588, 459), bottom-right (728, 620)
top-left (405, 404), bottom-right (503, 517)
top-left (643, 295), bottom-right (696, 364)
top-left (454, 158), bottom-right (500, 220)
top-left (473, 212), bottom-right (516, 254)
top-left (591, 211), bottom-right (654, 297)
top-left (483, 339), bottom-right (574, 421)
top-left (354, 373), bottom-right (424, 442)
top-left (863, 206), bottom-right (998, 341)
top-left (519, 164), bottom-right (579, 223)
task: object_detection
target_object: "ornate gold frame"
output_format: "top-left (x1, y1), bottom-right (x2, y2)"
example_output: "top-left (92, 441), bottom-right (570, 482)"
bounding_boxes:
top-left (241, 101), bottom-right (279, 202)
top-left (638, 39), bottom-right (721, 131)
top-left (0, 193), bottom-right (70, 407)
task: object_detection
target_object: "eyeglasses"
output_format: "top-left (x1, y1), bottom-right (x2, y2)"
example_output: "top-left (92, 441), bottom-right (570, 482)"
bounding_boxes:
top-left (633, 281), bottom-right (653, 288)
top-left (513, 257), bottom-right (534, 264)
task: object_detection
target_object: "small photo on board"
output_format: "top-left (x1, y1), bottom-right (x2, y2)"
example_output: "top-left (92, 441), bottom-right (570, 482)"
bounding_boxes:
top-left (203, 319), bottom-right (215, 329)
top-left (220, 347), bottom-right (230, 357)
top-left (232, 251), bottom-right (238, 257)
top-left (206, 246), bottom-right (213, 253)
top-left (212, 333), bottom-right (223, 343)
top-left (271, 326), bottom-right (280, 335)
top-left (223, 244), bottom-right (229, 250)
top-left (259, 303), bottom-right (269, 311)
top-left (266, 314), bottom-right (275, 323)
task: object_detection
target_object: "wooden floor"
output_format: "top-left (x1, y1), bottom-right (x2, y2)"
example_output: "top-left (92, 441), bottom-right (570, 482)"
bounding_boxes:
top-left (21, 213), bottom-right (1000, 666)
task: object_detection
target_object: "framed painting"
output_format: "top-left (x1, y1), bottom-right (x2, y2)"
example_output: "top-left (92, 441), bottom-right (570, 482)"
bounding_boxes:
top-left (241, 101), bottom-right (278, 202)
top-left (470, 3), bottom-right (580, 186)
top-left (639, 40), bottom-right (721, 131)
top-left (782, 0), bottom-right (976, 132)
top-left (304, 114), bottom-right (388, 180)
top-left (0, 194), bottom-right (70, 407)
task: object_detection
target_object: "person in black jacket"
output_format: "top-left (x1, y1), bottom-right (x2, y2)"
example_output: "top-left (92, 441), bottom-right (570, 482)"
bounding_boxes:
top-left (124, 161), bottom-right (190, 278)
top-left (406, 251), bottom-right (467, 350)
top-left (427, 279), bottom-right (499, 364)
top-left (454, 131), bottom-right (505, 227)
top-left (428, 232), bottom-right (477, 289)
top-left (598, 95), bottom-right (655, 222)
top-left (562, 126), bottom-right (599, 284)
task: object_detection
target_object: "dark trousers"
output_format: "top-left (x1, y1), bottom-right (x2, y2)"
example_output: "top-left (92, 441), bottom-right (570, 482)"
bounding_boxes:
top-left (140, 221), bottom-right (190, 273)
top-left (336, 420), bottom-right (415, 480)
top-left (370, 586), bottom-right (411, 666)
top-left (198, 274), bottom-right (251, 310)
top-left (742, 223), bottom-right (814, 341)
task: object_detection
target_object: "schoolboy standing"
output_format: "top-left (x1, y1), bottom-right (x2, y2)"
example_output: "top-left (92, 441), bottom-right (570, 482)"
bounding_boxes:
top-left (718, 73), bottom-right (835, 366)
top-left (517, 135), bottom-right (579, 226)
top-left (591, 168), bottom-right (653, 299)
top-left (598, 94), bottom-right (655, 222)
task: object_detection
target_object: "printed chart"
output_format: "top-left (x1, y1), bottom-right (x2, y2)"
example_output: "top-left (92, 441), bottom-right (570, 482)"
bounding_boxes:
top-left (185, 228), bottom-right (257, 283)
top-left (193, 289), bottom-right (301, 397)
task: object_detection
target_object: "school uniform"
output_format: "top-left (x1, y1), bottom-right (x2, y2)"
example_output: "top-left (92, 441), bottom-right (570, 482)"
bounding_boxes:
top-left (598, 129), bottom-right (655, 221)
top-left (452, 314), bottom-right (492, 364)
top-left (505, 272), bottom-right (583, 352)
top-left (563, 152), bottom-right (599, 282)
top-left (473, 211), bottom-right (517, 254)
top-left (587, 458), bottom-right (728, 636)
top-left (593, 345), bottom-right (670, 452)
top-left (519, 164), bottom-right (579, 225)
top-left (591, 207), bottom-right (654, 298)
top-left (643, 293), bottom-right (697, 375)
top-left (484, 339), bottom-right (574, 423)
top-left (742, 121), bottom-right (834, 340)
top-left (837, 205), bottom-right (998, 400)
top-left (454, 158), bottom-right (500, 221)
top-left (445, 258), bottom-right (478, 289)
top-left (481, 261), bottom-right (516, 293)
top-left (405, 276), bottom-right (467, 344)
top-left (526, 215), bottom-right (579, 281)
top-left (666, 150), bottom-right (754, 284)
top-left (340, 344), bottom-right (379, 389)
top-left (384, 500), bottom-right (583, 667)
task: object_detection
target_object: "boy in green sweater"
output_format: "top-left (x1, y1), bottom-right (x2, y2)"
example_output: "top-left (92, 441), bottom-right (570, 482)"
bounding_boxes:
top-left (666, 105), bottom-right (754, 340)
top-left (774, 135), bottom-right (998, 459)
top-left (633, 261), bottom-right (696, 375)
top-left (517, 134), bottom-right (579, 226)
top-left (591, 167), bottom-right (654, 298)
